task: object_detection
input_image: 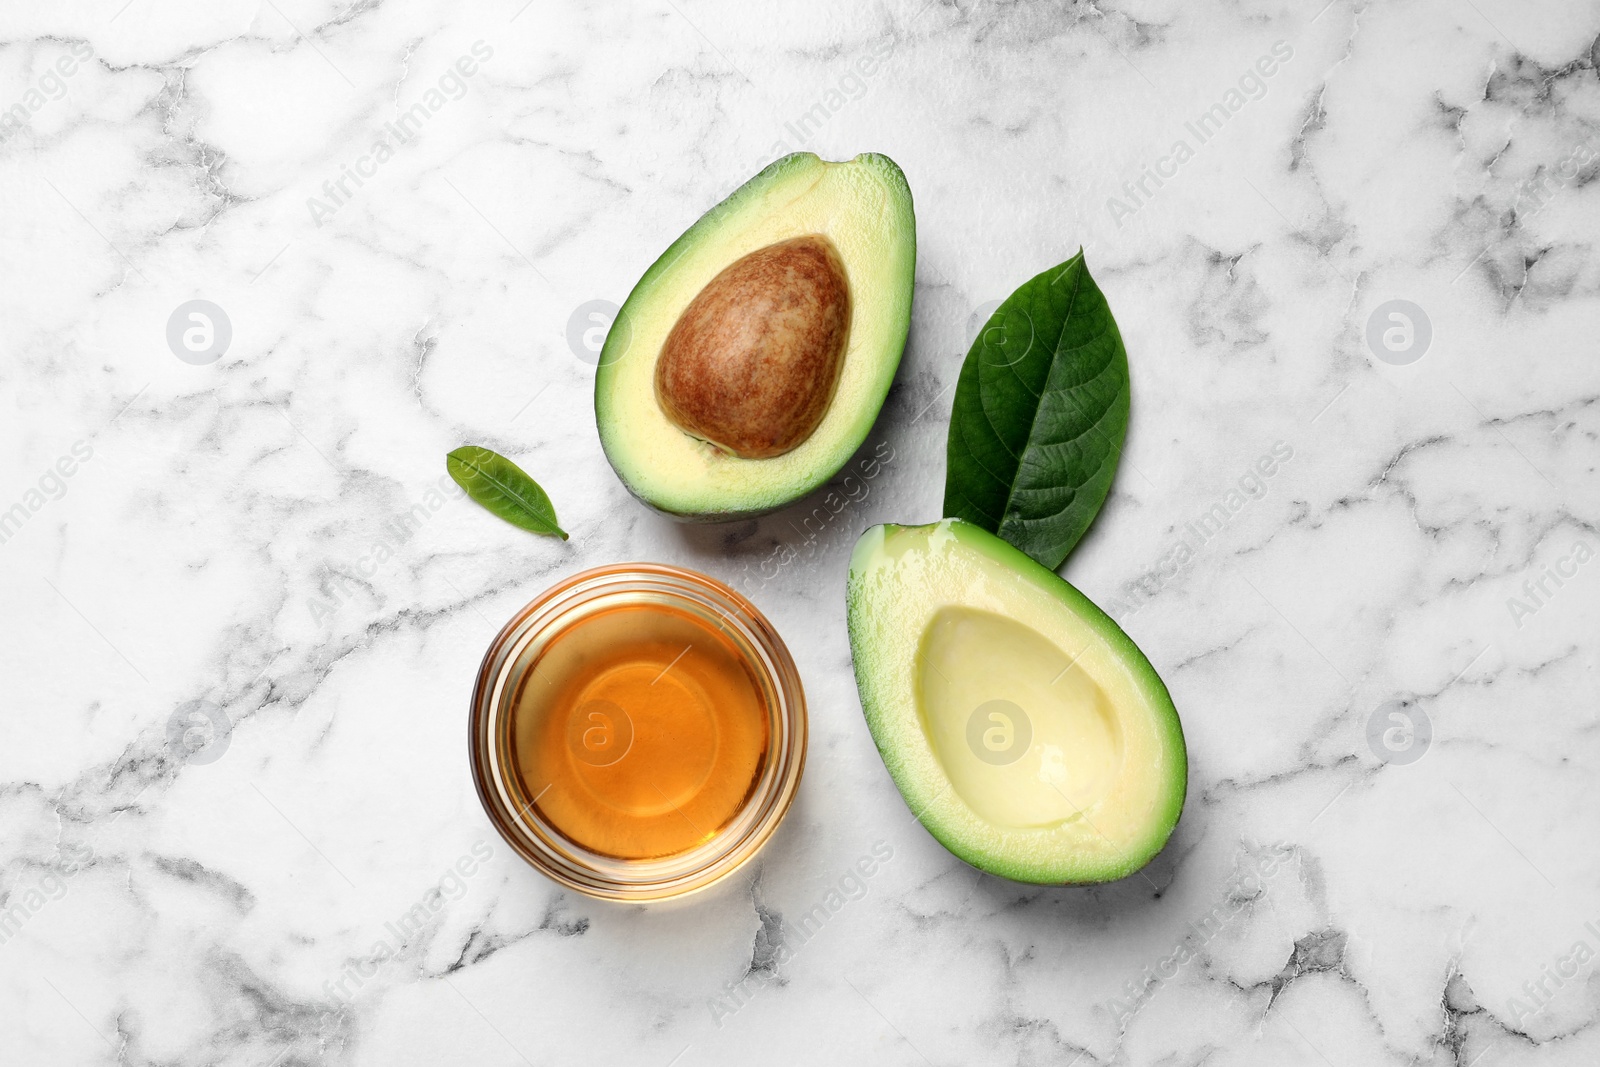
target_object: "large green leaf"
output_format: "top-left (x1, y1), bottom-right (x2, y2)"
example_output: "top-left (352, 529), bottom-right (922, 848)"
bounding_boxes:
top-left (943, 251), bottom-right (1129, 571)
top-left (446, 446), bottom-right (568, 540)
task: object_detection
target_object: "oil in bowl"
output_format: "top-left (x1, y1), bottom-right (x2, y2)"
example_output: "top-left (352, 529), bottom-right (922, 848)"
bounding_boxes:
top-left (470, 564), bottom-right (805, 901)
top-left (510, 599), bottom-right (772, 859)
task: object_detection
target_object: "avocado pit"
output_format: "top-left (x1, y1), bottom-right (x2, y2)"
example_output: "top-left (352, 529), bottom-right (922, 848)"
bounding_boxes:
top-left (655, 234), bottom-right (852, 459)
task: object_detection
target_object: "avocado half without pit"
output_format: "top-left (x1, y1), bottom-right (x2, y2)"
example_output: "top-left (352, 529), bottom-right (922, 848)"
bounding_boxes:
top-left (595, 152), bottom-right (915, 520)
top-left (847, 520), bottom-right (1187, 884)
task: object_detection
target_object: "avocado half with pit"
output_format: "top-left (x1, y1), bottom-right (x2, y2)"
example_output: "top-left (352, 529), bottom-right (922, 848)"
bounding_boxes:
top-left (847, 520), bottom-right (1187, 884)
top-left (595, 152), bottom-right (915, 520)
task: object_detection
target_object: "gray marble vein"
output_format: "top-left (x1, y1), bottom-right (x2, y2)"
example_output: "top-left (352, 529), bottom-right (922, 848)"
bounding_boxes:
top-left (1, 0), bottom-right (1598, 1064)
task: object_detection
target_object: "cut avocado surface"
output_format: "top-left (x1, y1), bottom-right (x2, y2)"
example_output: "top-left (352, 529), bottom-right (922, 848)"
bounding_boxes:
top-left (846, 520), bottom-right (1186, 884)
top-left (595, 152), bottom-right (915, 520)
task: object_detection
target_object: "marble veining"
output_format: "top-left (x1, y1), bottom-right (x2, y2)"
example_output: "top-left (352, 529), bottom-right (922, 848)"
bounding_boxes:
top-left (1, 0), bottom-right (1598, 1064)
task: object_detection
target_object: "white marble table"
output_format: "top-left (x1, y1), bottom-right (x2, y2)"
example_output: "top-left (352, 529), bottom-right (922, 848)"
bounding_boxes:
top-left (2, 1), bottom-right (1597, 1064)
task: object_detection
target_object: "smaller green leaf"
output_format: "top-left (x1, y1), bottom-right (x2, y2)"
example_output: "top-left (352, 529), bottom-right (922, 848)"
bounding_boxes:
top-left (446, 446), bottom-right (568, 540)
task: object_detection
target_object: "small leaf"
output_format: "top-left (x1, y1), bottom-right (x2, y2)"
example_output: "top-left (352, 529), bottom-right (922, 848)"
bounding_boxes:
top-left (942, 251), bottom-right (1130, 571)
top-left (446, 446), bottom-right (569, 540)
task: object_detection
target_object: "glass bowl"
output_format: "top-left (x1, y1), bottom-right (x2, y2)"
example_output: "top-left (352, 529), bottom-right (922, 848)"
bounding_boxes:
top-left (469, 563), bottom-right (807, 902)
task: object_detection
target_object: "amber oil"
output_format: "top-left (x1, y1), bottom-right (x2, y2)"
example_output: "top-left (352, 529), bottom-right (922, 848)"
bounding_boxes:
top-left (509, 600), bottom-right (772, 860)
top-left (471, 563), bottom-right (805, 900)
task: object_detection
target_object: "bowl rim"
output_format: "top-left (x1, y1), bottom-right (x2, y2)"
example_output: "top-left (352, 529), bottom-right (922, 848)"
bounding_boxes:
top-left (468, 562), bottom-right (807, 902)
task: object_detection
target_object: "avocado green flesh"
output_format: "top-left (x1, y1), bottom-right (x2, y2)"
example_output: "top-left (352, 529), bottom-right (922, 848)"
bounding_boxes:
top-left (846, 520), bottom-right (1187, 884)
top-left (595, 152), bottom-right (916, 521)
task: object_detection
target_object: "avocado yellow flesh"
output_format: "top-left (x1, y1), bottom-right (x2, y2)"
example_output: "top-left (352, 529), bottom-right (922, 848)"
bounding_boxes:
top-left (595, 152), bottom-right (915, 520)
top-left (846, 520), bottom-right (1186, 884)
